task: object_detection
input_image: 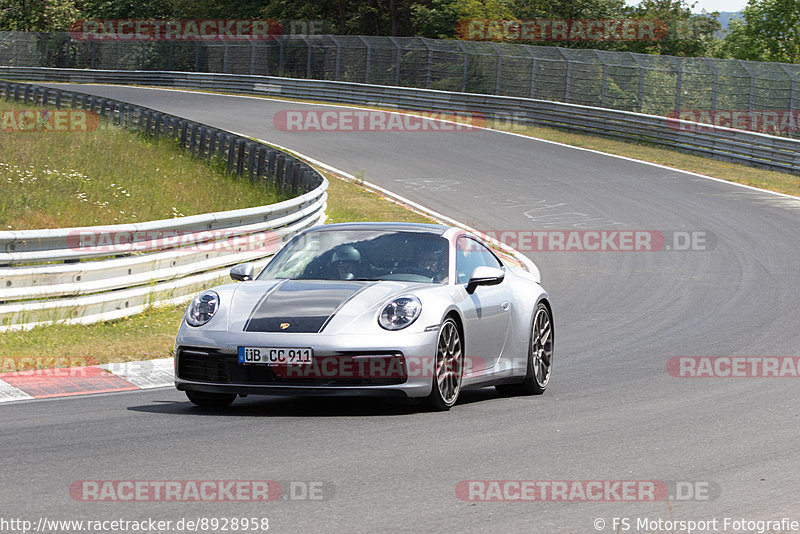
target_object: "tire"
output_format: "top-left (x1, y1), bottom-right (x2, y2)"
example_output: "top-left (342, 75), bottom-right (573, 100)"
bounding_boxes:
top-left (496, 301), bottom-right (553, 396)
top-left (186, 390), bottom-right (237, 408)
top-left (425, 317), bottom-right (464, 411)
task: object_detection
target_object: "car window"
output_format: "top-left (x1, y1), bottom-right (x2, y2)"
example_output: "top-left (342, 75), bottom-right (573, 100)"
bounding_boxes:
top-left (259, 229), bottom-right (449, 283)
top-left (456, 236), bottom-right (503, 284)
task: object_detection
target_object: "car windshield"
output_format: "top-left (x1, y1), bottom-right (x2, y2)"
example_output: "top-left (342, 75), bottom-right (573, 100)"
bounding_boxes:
top-left (258, 229), bottom-right (449, 284)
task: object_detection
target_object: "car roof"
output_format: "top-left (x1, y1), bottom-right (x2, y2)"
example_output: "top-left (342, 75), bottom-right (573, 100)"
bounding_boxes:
top-left (307, 222), bottom-right (452, 236)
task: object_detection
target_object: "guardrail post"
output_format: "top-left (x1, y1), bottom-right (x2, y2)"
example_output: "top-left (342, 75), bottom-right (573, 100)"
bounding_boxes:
top-left (257, 146), bottom-right (267, 181)
top-left (189, 124), bottom-right (199, 152)
top-left (290, 162), bottom-right (301, 193)
top-left (276, 155), bottom-right (286, 188)
top-left (180, 121), bottom-right (188, 146)
top-left (207, 130), bottom-right (217, 158)
top-left (197, 127), bottom-right (208, 156)
top-left (144, 110), bottom-right (153, 134)
top-left (236, 139), bottom-right (247, 174)
top-left (247, 142), bottom-right (257, 180)
top-left (226, 136), bottom-right (236, 171)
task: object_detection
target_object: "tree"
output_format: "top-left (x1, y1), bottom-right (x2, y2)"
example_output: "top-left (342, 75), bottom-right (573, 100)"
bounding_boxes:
top-left (622, 0), bottom-right (720, 57)
top-left (412, 0), bottom-right (516, 38)
top-left (0, 0), bottom-right (80, 31)
top-left (719, 0), bottom-right (800, 63)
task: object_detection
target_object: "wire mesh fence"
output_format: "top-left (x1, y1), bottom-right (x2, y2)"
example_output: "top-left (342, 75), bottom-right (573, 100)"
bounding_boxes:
top-left (2, 31), bottom-right (799, 123)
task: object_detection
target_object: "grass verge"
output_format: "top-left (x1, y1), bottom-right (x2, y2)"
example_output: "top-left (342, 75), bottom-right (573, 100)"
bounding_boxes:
top-left (0, 99), bottom-right (284, 229)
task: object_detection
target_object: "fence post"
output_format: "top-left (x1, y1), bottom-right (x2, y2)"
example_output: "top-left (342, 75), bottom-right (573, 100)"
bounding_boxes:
top-left (738, 61), bottom-right (756, 112)
top-left (425, 39), bottom-right (434, 89)
top-left (601, 63), bottom-right (608, 108)
top-left (778, 64), bottom-right (799, 114)
top-left (456, 40), bottom-right (470, 93)
top-left (278, 38), bottom-right (285, 77)
top-left (556, 48), bottom-right (571, 103)
top-left (702, 58), bottom-right (718, 112)
top-left (358, 36), bottom-right (372, 84)
top-left (333, 36), bottom-right (341, 80)
top-left (389, 36), bottom-right (402, 86)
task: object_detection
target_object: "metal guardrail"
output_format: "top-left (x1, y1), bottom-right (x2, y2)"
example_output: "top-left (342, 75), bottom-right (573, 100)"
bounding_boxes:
top-left (2, 67), bottom-right (799, 175)
top-left (0, 80), bottom-right (328, 331)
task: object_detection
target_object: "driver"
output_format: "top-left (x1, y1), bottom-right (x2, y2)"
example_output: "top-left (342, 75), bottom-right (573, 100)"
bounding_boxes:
top-left (331, 245), bottom-right (361, 280)
top-left (417, 246), bottom-right (445, 282)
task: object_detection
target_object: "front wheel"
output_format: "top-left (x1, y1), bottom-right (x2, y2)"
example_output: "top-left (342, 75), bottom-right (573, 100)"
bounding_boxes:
top-left (186, 390), bottom-right (237, 408)
top-left (496, 301), bottom-right (553, 396)
top-left (425, 317), bottom-right (464, 411)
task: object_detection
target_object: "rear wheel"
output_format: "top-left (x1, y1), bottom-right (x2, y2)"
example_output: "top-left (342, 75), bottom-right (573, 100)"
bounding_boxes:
top-left (496, 302), bottom-right (553, 396)
top-left (425, 317), bottom-right (463, 411)
top-left (186, 390), bottom-right (237, 408)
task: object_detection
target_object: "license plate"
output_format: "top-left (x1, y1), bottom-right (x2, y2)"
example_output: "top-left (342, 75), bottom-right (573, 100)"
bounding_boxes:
top-left (238, 346), bottom-right (313, 365)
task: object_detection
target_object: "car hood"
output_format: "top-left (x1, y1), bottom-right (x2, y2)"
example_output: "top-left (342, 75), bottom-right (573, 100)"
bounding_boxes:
top-left (227, 279), bottom-right (425, 334)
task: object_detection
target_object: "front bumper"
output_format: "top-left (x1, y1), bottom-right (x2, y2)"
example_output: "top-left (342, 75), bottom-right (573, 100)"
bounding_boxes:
top-left (174, 330), bottom-right (438, 399)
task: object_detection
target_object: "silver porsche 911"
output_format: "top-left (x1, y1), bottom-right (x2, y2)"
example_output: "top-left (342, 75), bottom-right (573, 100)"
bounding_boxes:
top-left (174, 222), bottom-right (553, 411)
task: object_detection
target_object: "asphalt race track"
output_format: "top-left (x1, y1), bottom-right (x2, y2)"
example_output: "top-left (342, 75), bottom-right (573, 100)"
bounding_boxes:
top-left (2, 84), bottom-right (799, 533)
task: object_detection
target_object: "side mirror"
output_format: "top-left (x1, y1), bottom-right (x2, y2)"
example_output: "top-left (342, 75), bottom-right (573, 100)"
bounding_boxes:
top-left (230, 263), bottom-right (255, 282)
top-left (466, 266), bottom-right (505, 294)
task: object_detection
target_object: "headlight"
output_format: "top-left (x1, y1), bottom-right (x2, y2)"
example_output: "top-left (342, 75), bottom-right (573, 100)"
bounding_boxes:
top-left (378, 296), bottom-right (421, 331)
top-left (185, 291), bottom-right (220, 327)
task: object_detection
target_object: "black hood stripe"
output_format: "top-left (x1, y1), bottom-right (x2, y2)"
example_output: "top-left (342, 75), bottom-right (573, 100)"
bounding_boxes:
top-left (244, 280), bottom-right (371, 333)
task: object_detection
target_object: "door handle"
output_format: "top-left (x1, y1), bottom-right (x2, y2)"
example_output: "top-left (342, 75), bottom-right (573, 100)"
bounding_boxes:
top-left (501, 301), bottom-right (510, 311)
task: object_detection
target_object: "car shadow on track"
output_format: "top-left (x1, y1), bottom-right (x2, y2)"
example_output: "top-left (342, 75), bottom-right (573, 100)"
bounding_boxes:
top-left (127, 388), bottom-right (508, 417)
